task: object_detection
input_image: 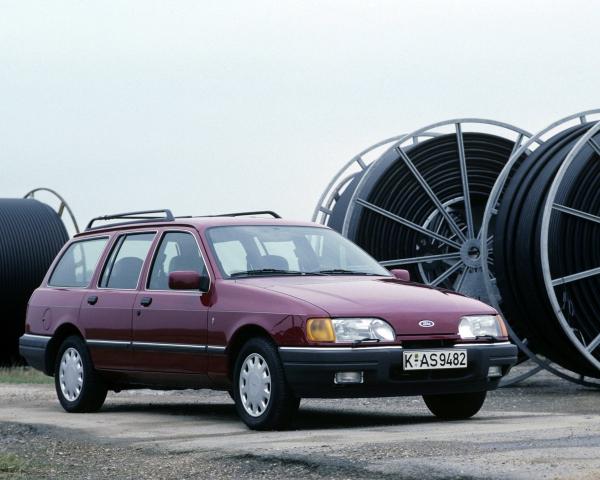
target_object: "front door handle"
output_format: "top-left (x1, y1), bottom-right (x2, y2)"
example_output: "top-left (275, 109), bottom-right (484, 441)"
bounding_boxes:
top-left (140, 297), bottom-right (152, 307)
top-left (87, 295), bottom-right (98, 305)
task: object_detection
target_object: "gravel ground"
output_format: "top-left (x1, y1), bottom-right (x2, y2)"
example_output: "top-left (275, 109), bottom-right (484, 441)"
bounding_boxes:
top-left (0, 422), bottom-right (360, 480)
top-left (1, 365), bottom-right (600, 479)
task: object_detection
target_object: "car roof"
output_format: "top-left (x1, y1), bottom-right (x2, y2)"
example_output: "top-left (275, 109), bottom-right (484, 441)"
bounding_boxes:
top-left (73, 216), bottom-right (328, 238)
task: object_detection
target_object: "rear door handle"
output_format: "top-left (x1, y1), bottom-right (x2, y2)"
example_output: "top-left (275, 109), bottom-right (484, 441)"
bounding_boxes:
top-left (140, 297), bottom-right (152, 307)
top-left (87, 295), bottom-right (98, 305)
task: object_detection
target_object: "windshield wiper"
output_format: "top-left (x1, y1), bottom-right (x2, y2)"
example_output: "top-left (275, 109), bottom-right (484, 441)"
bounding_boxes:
top-left (316, 269), bottom-right (380, 276)
top-left (230, 269), bottom-right (305, 278)
top-left (231, 268), bottom-right (380, 278)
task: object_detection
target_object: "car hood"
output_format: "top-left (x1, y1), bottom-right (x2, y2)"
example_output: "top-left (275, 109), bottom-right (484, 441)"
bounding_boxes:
top-left (245, 276), bottom-right (496, 335)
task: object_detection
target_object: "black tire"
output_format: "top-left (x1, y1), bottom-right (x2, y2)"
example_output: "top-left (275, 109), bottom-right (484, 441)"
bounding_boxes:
top-left (423, 391), bottom-right (487, 420)
top-left (233, 337), bottom-right (300, 430)
top-left (54, 335), bottom-right (107, 413)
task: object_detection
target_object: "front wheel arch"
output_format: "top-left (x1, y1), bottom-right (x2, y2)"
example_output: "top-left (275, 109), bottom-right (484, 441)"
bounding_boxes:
top-left (227, 324), bottom-right (275, 380)
top-left (232, 336), bottom-right (299, 430)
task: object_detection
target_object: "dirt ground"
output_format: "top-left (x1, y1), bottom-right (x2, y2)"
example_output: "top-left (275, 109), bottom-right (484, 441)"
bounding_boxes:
top-left (1, 365), bottom-right (600, 480)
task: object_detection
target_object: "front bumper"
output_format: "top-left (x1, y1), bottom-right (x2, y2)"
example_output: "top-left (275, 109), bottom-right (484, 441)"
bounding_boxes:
top-left (279, 342), bottom-right (517, 398)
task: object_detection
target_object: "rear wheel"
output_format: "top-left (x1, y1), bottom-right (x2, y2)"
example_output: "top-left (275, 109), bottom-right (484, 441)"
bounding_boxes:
top-left (233, 337), bottom-right (300, 430)
top-left (423, 391), bottom-right (487, 420)
top-left (54, 335), bottom-right (107, 413)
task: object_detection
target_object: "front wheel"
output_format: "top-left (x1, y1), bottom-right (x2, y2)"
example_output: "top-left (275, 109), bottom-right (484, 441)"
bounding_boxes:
top-left (233, 337), bottom-right (300, 430)
top-left (54, 335), bottom-right (108, 413)
top-left (423, 391), bottom-right (487, 420)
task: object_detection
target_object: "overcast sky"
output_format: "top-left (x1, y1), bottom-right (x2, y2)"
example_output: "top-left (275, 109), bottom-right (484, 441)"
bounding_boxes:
top-left (1, 1), bottom-right (599, 233)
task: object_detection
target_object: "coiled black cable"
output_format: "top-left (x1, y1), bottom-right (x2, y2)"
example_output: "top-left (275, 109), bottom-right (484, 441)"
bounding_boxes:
top-left (495, 123), bottom-right (600, 376)
top-left (331, 133), bottom-right (516, 294)
top-left (0, 199), bottom-right (68, 365)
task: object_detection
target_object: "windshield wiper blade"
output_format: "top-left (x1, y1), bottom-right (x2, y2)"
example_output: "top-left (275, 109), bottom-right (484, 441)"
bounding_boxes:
top-left (231, 268), bottom-right (380, 278)
top-left (230, 269), bottom-right (305, 277)
top-left (316, 269), bottom-right (379, 276)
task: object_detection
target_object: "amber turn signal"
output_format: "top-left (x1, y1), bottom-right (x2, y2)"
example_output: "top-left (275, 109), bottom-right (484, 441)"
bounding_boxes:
top-left (306, 318), bottom-right (335, 342)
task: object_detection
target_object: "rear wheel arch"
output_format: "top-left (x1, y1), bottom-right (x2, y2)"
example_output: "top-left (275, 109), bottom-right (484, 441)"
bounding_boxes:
top-left (54, 334), bottom-right (107, 412)
top-left (45, 324), bottom-right (84, 375)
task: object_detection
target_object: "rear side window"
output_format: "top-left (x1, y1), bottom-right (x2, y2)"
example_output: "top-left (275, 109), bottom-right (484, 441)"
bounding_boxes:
top-left (148, 232), bottom-right (208, 290)
top-left (99, 233), bottom-right (155, 289)
top-left (48, 237), bottom-right (109, 287)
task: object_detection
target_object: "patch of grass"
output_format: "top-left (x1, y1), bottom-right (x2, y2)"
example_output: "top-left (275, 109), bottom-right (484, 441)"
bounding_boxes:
top-left (0, 453), bottom-right (27, 475)
top-left (0, 367), bottom-right (52, 385)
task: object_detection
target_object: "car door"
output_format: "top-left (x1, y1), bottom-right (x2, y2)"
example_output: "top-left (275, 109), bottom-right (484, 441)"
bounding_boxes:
top-left (80, 231), bottom-right (156, 370)
top-left (41, 235), bottom-right (111, 366)
top-left (132, 229), bottom-right (210, 374)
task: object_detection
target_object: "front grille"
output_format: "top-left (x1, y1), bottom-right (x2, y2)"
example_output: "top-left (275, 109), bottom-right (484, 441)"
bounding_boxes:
top-left (400, 339), bottom-right (456, 349)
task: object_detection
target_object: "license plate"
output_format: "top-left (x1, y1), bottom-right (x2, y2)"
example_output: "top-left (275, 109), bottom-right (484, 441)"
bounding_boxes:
top-left (403, 350), bottom-right (467, 371)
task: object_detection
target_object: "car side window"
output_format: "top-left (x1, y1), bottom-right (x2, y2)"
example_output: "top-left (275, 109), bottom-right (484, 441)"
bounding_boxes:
top-left (48, 237), bottom-right (109, 288)
top-left (148, 232), bottom-right (207, 290)
top-left (99, 233), bottom-right (155, 289)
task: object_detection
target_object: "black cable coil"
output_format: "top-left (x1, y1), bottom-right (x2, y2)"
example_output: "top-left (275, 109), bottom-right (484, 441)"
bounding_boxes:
top-left (330, 133), bottom-right (519, 297)
top-left (0, 198), bottom-right (68, 365)
top-left (495, 123), bottom-right (600, 377)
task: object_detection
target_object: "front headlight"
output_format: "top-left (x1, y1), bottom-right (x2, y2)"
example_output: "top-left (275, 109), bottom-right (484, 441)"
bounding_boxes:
top-left (306, 317), bottom-right (396, 343)
top-left (458, 314), bottom-right (507, 340)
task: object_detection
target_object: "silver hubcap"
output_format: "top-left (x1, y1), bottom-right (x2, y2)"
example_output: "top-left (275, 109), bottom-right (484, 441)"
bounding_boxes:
top-left (59, 347), bottom-right (84, 402)
top-left (239, 353), bottom-right (271, 417)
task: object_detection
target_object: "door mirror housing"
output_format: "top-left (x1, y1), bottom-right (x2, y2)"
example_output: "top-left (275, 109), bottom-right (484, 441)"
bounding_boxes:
top-left (390, 269), bottom-right (410, 281)
top-left (168, 271), bottom-right (210, 291)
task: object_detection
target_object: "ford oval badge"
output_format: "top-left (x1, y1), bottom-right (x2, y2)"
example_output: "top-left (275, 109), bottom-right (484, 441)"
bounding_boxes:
top-left (418, 320), bottom-right (435, 328)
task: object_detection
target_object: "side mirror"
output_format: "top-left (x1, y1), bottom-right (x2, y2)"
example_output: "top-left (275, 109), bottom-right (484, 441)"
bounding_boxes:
top-left (168, 271), bottom-right (210, 291)
top-left (390, 269), bottom-right (410, 281)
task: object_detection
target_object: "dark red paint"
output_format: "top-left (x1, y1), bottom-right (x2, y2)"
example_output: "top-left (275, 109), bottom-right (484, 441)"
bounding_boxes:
top-left (24, 217), bottom-right (503, 390)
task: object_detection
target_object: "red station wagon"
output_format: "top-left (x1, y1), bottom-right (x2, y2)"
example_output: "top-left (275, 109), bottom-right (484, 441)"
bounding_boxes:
top-left (20, 209), bottom-right (517, 430)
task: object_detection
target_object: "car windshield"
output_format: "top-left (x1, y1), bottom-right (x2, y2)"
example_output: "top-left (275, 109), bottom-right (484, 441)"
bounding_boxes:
top-left (206, 225), bottom-right (391, 278)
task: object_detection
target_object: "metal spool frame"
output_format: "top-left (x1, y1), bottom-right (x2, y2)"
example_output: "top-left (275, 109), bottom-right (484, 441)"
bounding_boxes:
top-left (539, 121), bottom-right (600, 381)
top-left (480, 110), bottom-right (600, 387)
top-left (334, 119), bottom-right (532, 300)
top-left (312, 133), bottom-right (441, 225)
top-left (313, 118), bottom-right (558, 386)
top-left (23, 187), bottom-right (80, 235)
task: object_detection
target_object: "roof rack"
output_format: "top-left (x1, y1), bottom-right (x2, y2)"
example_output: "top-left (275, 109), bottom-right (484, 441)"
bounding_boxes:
top-left (214, 210), bottom-right (281, 219)
top-left (176, 210), bottom-right (282, 220)
top-left (85, 209), bottom-right (174, 231)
